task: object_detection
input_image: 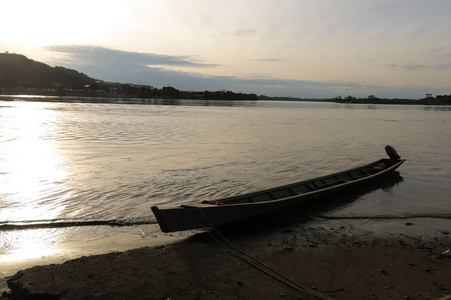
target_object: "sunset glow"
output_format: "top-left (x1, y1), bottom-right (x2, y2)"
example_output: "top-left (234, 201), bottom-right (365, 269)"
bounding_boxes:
top-left (1, 0), bottom-right (451, 98)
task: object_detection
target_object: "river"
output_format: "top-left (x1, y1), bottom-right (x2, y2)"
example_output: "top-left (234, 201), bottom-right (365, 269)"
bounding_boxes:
top-left (1, 98), bottom-right (450, 281)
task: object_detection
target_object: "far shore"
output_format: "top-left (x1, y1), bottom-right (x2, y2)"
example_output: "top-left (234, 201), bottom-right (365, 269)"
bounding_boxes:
top-left (1, 93), bottom-right (451, 106)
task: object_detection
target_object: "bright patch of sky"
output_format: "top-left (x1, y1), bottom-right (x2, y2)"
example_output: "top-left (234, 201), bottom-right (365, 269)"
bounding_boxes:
top-left (1, 0), bottom-right (450, 98)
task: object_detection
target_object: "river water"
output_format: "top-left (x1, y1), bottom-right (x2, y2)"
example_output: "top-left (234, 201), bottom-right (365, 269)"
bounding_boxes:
top-left (1, 98), bottom-right (450, 280)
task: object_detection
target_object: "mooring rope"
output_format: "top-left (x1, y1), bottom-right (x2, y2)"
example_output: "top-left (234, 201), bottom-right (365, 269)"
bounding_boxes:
top-left (184, 207), bottom-right (334, 300)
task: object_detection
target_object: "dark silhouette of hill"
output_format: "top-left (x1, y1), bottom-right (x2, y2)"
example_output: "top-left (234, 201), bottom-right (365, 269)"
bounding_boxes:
top-left (0, 52), bottom-right (96, 90)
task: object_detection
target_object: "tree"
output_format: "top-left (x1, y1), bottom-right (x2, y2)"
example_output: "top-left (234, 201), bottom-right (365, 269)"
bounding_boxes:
top-left (0, 78), bottom-right (18, 88)
top-left (161, 86), bottom-right (182, 98)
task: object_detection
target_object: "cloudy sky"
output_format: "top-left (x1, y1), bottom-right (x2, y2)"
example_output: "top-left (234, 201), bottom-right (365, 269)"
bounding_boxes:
top-left (1, 0), bottom-right (451, 98)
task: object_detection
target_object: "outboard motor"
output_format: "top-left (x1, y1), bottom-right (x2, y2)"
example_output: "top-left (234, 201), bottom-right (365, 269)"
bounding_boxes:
top-left (385, 145), bottom-right (401, 161)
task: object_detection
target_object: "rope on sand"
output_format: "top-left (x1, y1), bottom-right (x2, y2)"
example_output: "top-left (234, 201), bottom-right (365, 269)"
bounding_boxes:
top-left (184, 208), bottom-right (334, 300)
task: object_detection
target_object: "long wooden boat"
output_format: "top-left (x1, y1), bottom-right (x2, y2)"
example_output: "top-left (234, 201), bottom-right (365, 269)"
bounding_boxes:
top-left (151, 146), bottom-right (405, 232)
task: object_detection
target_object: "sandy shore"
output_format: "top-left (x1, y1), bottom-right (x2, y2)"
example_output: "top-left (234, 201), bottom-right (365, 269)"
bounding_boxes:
top-left (2, 220), bottom-right (450, 300)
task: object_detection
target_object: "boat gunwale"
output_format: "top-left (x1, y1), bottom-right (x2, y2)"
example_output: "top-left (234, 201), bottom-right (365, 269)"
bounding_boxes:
top-left (171, 158), bottom-right (405, 209)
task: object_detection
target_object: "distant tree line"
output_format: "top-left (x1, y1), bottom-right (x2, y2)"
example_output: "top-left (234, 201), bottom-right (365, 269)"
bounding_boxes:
top-left (259, 94), bottom-right (451, 105)
top-left (138, 86), bottom-right (257, 100)
top-left (329, 94), bottom-right (451, 105)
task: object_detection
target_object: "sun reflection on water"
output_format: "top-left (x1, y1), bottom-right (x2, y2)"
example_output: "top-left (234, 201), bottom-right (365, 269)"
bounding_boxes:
top-left (0, 101), bottom-right (68, 261)
top-left (0, 229), bottom-right (61, 262)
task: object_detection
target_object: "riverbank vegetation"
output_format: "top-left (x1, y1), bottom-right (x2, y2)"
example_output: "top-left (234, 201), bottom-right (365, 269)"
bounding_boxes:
top-left (259, 94), bottom-right (451, 105)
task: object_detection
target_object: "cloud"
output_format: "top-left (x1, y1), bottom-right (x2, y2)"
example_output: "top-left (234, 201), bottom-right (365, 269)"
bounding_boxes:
top-left (234, 29), bottom-right (257, 37)
top-left (385, 63), bottom-right (426, 71)
top-left (249, 58), bottom-right (283, 62)
top-left (386, 62), bottom-right (451, 71)
top-left (47, 45), bottom-right (218, 68)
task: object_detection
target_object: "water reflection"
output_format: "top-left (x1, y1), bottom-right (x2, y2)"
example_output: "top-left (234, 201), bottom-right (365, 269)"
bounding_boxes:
top-left (423, 105), bottom-right (451, 111)
top-left (0, 229), bottom-right (61, 262)
top-left (0, 102), bottom-right (68, 260)
top-left (1, 95), bottom-right (259, 108)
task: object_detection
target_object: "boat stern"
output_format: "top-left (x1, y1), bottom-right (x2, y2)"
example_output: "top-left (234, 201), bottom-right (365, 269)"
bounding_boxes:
top-left (151, 206), bottom-right (171, 233)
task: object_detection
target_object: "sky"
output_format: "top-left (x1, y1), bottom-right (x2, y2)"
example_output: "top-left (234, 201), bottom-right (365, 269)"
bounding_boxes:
top-left (1, 0), bottom-right (451, 99)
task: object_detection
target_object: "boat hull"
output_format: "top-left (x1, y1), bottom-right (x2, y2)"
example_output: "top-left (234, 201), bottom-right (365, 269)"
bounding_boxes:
top-left (151, 158), bottom-right (405, 232)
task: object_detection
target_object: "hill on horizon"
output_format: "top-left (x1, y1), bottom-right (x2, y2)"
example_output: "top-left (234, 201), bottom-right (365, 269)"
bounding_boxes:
top-left (0, 52), bottom-right (97, 90)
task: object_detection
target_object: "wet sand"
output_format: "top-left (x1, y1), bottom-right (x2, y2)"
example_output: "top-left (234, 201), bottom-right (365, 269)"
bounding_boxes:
top-left (2, 220), bottom-right (450, 300)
